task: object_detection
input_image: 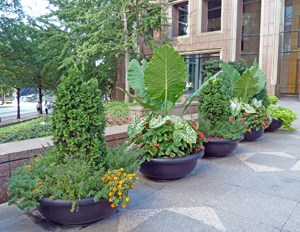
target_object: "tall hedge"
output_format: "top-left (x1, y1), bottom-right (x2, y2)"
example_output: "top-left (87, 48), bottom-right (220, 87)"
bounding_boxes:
top-left (52, 69), bottom-right (107, 163)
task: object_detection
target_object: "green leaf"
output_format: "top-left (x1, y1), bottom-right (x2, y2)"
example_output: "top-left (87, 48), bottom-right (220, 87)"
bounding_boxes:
top-left (127, 113), bottom-right (147, 138)
top-left (180, 71), bottom-right (222, 109)
top-left (173, 121), bottom-right (197, 144)
top-left (128, 59), bottom-right (149, 100)
top-left (117, 87), bottom-right (160, 114)
top-left (220, 63), bottom-right (240, 86)
top-left (252, 65), bottom-right (266, 93)
top-left (230, 100), bottom-right (243, 117)
top-left (149, 115), bottom-right (167, 128)
top-left (144, 45), bottom-right (188, 115)
top-left (234, 68), bottom-right (259, 102)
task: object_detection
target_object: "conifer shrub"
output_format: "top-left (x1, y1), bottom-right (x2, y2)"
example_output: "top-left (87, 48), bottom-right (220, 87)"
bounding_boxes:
top-left (52, 69), bottom-right (107, 163)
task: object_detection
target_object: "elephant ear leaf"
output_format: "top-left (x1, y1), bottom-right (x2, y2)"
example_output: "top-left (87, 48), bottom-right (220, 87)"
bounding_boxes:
top-left (252, 65), bottom-right (266, 93)
top-left (127, 113), bottom-right (147, 138)
top-left (219, 63), bottom-right (240, 86)
top-left (128, 59), bottom-right (149, 101)
top-left (234, 68), bottom-right (259, 103)
top-left (144, 45), bottom-right (187, 104)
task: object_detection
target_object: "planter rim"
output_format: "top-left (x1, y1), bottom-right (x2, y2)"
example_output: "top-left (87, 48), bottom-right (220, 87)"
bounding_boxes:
top-left (147, 149), bottom-right (204, 164)
top-left (38, 196), bottom-right (99, 207)
top-left (205, 135), bottom-right (244, 143)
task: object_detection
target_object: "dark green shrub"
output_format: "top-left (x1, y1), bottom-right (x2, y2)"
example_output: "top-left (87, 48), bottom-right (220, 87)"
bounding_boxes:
top-left (251, 86), bottom-right (269, 108)
top-left (52, 69), bottom-right (107, 163)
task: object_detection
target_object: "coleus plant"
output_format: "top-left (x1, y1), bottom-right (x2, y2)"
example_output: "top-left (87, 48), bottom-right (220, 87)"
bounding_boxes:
top-left (118, 45), bottom-right (206, 159)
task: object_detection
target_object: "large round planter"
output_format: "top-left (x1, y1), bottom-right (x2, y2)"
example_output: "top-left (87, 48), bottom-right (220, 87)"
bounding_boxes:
top-left (265, 119), bottom-right (283, 132)
top-left (37, 196), bottom-right (116, 225)
top-left (242, 127), bottom-right (264, 141)
top-left (203, 135), bottom-right (244, 158)
top-left (139, 150), bottom-right (204, 180)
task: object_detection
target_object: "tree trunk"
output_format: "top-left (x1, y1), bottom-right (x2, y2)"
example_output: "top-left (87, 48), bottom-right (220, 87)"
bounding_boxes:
top-left (39, 87), bottom-right (43, 114)
top-left (1, 91), bottom-right (5, 105)
top-left (17, 88), bottom-right (20, 119)
top-left (124, 12), bottom-right (130, 103)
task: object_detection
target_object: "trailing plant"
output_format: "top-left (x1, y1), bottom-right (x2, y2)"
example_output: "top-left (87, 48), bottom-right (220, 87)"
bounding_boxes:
top-left (6, 68), bottom-right (142, 212)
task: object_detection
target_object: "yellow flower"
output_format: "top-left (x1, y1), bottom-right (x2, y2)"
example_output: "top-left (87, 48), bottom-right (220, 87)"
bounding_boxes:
top-left (34, 189), bottom-right (38, 193)
top-left (129, 177), bottom-right (132, 180)
top-left (50, 164), bottom-right (53, 167)
top-left (132, 173), bottom-right (136, 177)
top-left (122, 204), bottom-right (126, 208)
top-left (113, 187), bottom-right (117, 192)
top-left (114, 177), bottom-right (117, 180)
top-left (93, 177), bottom-right (96, 180)
top-left (109, 199), bottom-right (112, 202)
top-left (29, 165), bottom-right (32, 168)
top-left (118, 185), bottom-right (122, 188)
top-left (136, 177), bottom-right (139, 180)
top-left (119, 180), bottom-right (123, 185)
top-left (118, 191), bottom-right (122, 196)
top-left (39, 154), bottom-right (43, 157)
top-left (120, 168), bottom-right (124, 171)
top-left (24, 166), bottom-right (28, 169)
top-left (108, 171), bottom-right (111, 174)
top-left (7, 192), bottom-right (9, 195)
top-left (123, 173), bottom-right (126, 176)
top-left (111, 203), bottom-right (116, 208)
top-left (109, 181), bottom-right (112, 185)
top-left (109, 192), bottom-right (113, 197)
top-left (126, 198), bottom-right (130, 202)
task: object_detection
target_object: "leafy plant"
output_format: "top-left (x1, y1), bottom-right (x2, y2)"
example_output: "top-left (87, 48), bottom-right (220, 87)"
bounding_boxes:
top-left (268, 94), bottom-right (279, 105)
top-left (267, 106), bottom-right (297, 131)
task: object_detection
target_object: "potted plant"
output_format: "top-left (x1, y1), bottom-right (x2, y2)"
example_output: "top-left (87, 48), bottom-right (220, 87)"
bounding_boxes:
top-left (6, 69), bottom-right (143, 225)
top-left (197, 72), bottom-right (246, 157)
top-left (265, 95), bottom-right (297, 132)
top-left (118, 45), bottom-right (206, 180)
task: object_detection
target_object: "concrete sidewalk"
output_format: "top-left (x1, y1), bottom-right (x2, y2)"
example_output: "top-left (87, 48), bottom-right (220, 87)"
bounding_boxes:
top-left (1, 98), bottom-right (300, 232)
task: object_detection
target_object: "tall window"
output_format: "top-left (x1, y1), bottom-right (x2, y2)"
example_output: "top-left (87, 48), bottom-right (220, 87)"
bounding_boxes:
top-left (280, 0), bottom-right (300, 95)
top-left (183, 54), bottom-right (219, 92)
top-left (241, 0), bottom-right (261, 66)
top-left (207, 0), bottom-right (221, 32)
top-left (178, 5), bottom-right (188, 36)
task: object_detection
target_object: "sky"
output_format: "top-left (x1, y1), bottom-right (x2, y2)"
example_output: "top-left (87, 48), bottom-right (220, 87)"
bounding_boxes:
top-left (21, 0), bottom-right (50, 18)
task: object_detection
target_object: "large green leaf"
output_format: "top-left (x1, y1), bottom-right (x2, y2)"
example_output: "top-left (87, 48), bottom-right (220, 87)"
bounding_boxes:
top-left (220, 63), bottom-right (240, 86)
top-left (127, 59), bottom-right (149, 100)
top-left (117, 87), bottom-right (160, 114)
top-left (234, 68), bottom-right (259, 103)
top-left (173, 121), bottom-right (197, 144)
top-left (252, 65), bottom-right (266, 93)
top-left (144, 45), bottom-right (188, 115)
top-left (127, 113), bottom-right (148, 138)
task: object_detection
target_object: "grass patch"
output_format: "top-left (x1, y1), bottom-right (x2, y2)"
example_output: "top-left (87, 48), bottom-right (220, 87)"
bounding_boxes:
top-left (0, 116), bottom-right (52, 144)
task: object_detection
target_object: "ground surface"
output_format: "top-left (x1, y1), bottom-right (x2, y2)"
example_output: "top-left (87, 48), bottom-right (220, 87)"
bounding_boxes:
top-left (1, 97), bottom-right (300, 232)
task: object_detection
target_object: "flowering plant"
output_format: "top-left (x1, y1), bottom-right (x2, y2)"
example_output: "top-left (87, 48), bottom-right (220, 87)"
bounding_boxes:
top-left (128, 114), bottom-right (207, 161)
top-left (6, 69), bottom-right (143, 213)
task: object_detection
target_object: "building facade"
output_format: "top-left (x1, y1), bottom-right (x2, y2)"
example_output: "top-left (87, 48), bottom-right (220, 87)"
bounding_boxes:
top-left (115, 0), bottom-right (300, 100)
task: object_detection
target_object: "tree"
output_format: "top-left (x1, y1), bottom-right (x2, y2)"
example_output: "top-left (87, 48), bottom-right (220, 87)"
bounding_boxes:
top-left (41, 0), bottom-right (168, 102)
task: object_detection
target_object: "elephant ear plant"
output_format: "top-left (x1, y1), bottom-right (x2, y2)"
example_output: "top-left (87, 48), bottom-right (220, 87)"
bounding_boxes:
top-left (267, 95), bottom-right (297, 131)
top-left (118, 45), bottom-right (207, 161)
top-left (6, 68), bottom-right (142, 213)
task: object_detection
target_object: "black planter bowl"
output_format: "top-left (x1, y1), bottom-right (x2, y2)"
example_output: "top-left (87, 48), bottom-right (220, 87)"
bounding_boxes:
top-left (139, 150), bottom-right (204, 180)
top-left (37, 196), bottom-right (116, 225)
top-left (265, 119), bottom-right (283, 132)
top-left (242, 127), bottom-right (264, 141)
top-left (203, 135), bottom-right (244, 158)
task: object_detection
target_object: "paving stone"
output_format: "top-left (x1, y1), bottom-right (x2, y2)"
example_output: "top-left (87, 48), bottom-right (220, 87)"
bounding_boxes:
top-left (240, 172), bottom-right (300, 201)
top-left (244, 153), bottom-right (298, 170)
top-left (214, 208), bottom-right (281, 232)
top-left (0, 214), bottom-right (44, 232)
top-left (283, 203), bottom-right (300, 232)
top-left (126, 181), bottom-right (159, 206)
top-left (129, 209), bottom-right (222, 232)
top-left (0, 203), bottom-right (24, 223)
top-left (194, 163), bottom-right (254, 186)
top-left (284, 144), bottom-right (300, 154)
top-left (127, 189), bottom-right (203, 210)
top-left (213, 187), bottom-right (297, 228)
top-left (163, 175), bottom-right (236, 206)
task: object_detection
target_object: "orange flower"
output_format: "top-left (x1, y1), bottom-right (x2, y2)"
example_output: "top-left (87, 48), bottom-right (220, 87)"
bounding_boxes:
top-left (50, 164), bottom-right (53, 167)
top-left (35, 157), bottom-right (39, 160)
top-left (107, 176), bottom-right (111, 180)
top-left (111, 174), bottom-right (115, 178)
top-left (101, 177), bottom-right (105, 181)
top-left (38, 182), bottom-right (43, 186)
top-left (34, 189), bottom-right (38, 193)
top-left (105, 174), bottom-right (108, 177)
top-left (117, 172), bottom-right (121, 177)
top-left (130, 185), bottom-right (134, 189)
top-left (113, 187), bottom-right (117, 192)
top-left (93, 177), bottom-right (95, 180)
top-left (109, 192), bottom-right (113, 197)
top-left (118, 191), bottom-right (122, 196)
top-left (39, 154), bottom-right (43, 157)
top-left (130, 181), bottom-right (133, 185)
top-left (115, 180), bottom-right (118, 185)
top-left (111, 203), bottom-right (116, 208)
top-left (34, 161), bottom-right (38, 164)
top-left (122, 204), bottom-right (126, 208)
top-left (109, 199), bottom-right (113, 202)
top-left (109, 181), bottom-right (113, 185)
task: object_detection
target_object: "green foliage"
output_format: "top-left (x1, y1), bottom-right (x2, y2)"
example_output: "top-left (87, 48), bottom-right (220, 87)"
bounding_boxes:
top-left (198, 74), bottom-right (233, 126)
top-left (268, 94), bottom-right (279, 105)
top-left (251, 86), bottom-right (269, 108)
top-left (0, 116), bottom-right (52, 144)
top-left (127, 114), bottom-right (206, 161)
top-left (6, 147), bottom-right (139, 212)
top-left (267, 106), bottom-right (297, 131)
top-left (213, 120), bottom-right (247, 140)
top-left (103, 100), bottom-right (139, 117)
top-left (51, 68), bottom-right (107, 163)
